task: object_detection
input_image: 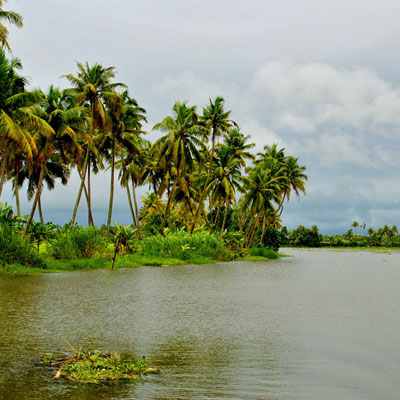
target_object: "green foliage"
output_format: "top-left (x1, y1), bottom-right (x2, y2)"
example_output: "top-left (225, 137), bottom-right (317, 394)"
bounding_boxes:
top-left (288, 225), bottom-right (322, 247)
top-left (51, 226), bottom-right (107, 259)
top-left (0, 223), bottom-right (47, 269)
top-left (261, 227), bottom-right (284, 251)
top-left (42, 349), bottom-right (157, 384)
top-left (0, 202), bottom-right (28, 229)
top-left (111, 222), bottom-right (135, 253)
top-left (26, 221), bottom-right (56, 252)
top-left (141, 232), bottom-right (228, 260)
top-left (248, 246), bottom-right (279, 259)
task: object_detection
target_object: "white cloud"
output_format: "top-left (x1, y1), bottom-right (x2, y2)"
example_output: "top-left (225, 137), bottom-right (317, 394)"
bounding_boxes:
top-left (239, 120), bottom-right (289, 154)
top-left (249, 62), bottom-right (400, 133)
top-left (151, 72), bottom-right (224, 107)
top-left (277, 112), bottom-right (315, 133)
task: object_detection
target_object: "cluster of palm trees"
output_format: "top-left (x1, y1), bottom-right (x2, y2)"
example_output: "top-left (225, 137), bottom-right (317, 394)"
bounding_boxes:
top-left (0, 2), bottom-right (308, 244)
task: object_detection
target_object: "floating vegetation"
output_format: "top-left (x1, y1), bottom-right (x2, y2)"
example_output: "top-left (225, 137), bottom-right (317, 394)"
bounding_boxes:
top-left (40, 338), bottom-right (159, 384)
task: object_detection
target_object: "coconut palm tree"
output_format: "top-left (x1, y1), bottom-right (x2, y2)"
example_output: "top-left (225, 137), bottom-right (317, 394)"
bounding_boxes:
top-left (63, 61), bottom-right (125, 226)
top-left (0, 0), bottom-right (23, 50)
top-left (152, 101), bottom-right (207, 232)
top-left (241, 164), bottom-right (283, 249)
top-left (0, 49), bottom-right (52, 198)
top-left (223, 128), bottom-right (255, 164)
top-left (351, 221), bottom-right (359, 234)
top-left (23, 112), bottom-right (58, 232)
top-left (206, 144), bottom-right (244, 236)
top-left (101, 90), bottom-right (146, 230)
top-left (191, 96), bottom-right (235, 234)
top-left (17, 152), bottom-right (69, 226)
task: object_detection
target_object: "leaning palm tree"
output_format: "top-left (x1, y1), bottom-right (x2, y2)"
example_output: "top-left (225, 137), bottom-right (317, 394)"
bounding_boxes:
top-left (17, 152), bottom-right (69, 225)
top-left (0, 0), bottom-right (23, 50)
top-left (24, 111), bottom-right (57, 232)
top-left (63, 61), bottom-right (125, 226)
top-left (191, 96), bottom-right (235, 234)
top-left (241, 164), bottom-right (283, 249)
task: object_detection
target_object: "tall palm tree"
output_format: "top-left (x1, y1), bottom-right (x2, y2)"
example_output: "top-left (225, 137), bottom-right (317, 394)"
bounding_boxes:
top-left (0, 49), bottom-right (51, 198)
top-left (117, 137), bottom-right (149, 239)
top-left (20, 86), bottom-right (83, 228)
top-left (63, 61), bottom-right (125, 226)
top-left (152, 101), bottom-right (206, 232)
top-left (191, 96), bottom-right (234, 234)
top-left (206, 144), bottom-right (244, 236)
top-left (241, 164), bottom-right (283, 249)
top-left (351, 221), bottom-right (359, 235)
top-left (0, 0), bottom-right (23, 50)
top-left (102, 90), bottom-right (146, 230)
top-left (255, 145), bottom-right (307, 241)
top-left (24, 107), bottom-right (57, 232)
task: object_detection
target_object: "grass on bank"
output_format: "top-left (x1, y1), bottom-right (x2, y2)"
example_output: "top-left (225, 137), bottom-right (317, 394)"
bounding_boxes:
top-left (2, 252), bottom-right (281, 276)
top-left (0, 226), bottom-right (280, 277)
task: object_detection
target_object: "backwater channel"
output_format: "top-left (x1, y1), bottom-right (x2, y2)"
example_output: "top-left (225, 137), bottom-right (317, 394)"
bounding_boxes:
top-left (0, 248), bottom-right (399, 399)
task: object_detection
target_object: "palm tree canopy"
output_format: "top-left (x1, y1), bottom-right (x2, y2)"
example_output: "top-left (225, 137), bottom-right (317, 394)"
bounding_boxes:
top-left (152, 101), bottom-right (207, 175)
top-left (0, 0), bottom-right (23, 50)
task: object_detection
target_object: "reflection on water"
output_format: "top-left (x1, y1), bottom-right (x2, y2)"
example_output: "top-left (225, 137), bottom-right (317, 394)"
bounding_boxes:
top-left (0, 249), bottom-right (400, 399)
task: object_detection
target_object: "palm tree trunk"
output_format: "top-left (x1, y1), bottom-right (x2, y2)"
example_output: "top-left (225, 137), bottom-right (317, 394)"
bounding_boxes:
top-left (259, 212), bottom-right (267, 245)
top-left (126, 184), bottom-right (137, 226)
top-left (107, 138), bottom-right (115, 230)
top-left (0, 143), bottom-right (8, 199)
top-left (78, 169), bottom-right (91, 208)
top-left (70, 148), bottom-right (90, 228)
top-left (161, 177), bottom-right (178, 233)
top-left (14, 177), bottom-right (21, 217)
top-left (38, 196), bottom-right (44, 223)
top-left (263, 193), bottom-right (286, 238)
top-left (212, 201), bottom-right (221, 233)
top-left (220, 203), bottom-right (229, 239)
top-left (25, 167), bottom-right (45, 233)
top-left (247, 214), bottom-right (261, 249)
top-left (191, 130), bottom-right (216, 234)
top-left (132, 180), bottom-right (142, 240)
top-left (87, 159), bottom-right (93, 226)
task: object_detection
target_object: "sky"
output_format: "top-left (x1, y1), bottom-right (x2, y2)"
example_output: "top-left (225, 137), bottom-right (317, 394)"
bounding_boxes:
top-left (2, 0), bottom-right (400, 234)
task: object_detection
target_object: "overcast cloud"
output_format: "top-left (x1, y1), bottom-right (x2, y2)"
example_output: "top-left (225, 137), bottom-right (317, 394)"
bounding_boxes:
top-left (2, 0), bottom-right (400, 233)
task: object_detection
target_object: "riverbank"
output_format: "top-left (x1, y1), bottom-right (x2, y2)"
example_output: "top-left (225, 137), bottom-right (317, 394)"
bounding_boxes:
top-left (1, 252), bottom-right (281, 277)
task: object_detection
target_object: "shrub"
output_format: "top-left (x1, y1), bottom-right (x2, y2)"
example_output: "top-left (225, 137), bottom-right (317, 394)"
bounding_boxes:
top-left (248, 246), bottom-right (279, 259)
top-left (0, 223), bottom-right (47, 269)
top-left (141, 232), bottom-right (228, 260)
top-left (261, 227), bottom-right (284, 251)
top-left (51, 226), bottom-right (107, 259)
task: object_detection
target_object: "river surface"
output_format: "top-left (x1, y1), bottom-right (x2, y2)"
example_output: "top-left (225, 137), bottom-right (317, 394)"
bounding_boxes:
top-left (0, 249), bottom-right (399, 399)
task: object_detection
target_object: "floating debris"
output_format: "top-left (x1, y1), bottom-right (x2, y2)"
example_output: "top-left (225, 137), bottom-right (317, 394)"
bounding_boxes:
top-left (39, 338), bottom-right (159, 384)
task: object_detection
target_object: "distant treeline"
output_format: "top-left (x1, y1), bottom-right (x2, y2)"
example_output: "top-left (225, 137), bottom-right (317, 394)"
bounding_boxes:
top-left (274, 224), bottom-right (400, 248)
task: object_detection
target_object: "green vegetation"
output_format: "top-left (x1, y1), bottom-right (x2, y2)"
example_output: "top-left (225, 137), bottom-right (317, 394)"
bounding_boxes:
top-left (276, 223), bottom-right (400, 248)
top-left (51, 226), bottom-right (106, 259)
top-left (41, 348), bottom-right (158, 384)
top-left (0, 11), bottom-right (307, 276)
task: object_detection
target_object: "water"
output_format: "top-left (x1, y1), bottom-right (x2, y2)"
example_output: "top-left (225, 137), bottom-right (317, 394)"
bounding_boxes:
top-left (0, 249), bottom-right (399, 399)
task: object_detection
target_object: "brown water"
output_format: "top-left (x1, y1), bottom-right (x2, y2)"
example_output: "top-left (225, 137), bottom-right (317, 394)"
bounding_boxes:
top-left (0, 249), bottom-right (399, 399)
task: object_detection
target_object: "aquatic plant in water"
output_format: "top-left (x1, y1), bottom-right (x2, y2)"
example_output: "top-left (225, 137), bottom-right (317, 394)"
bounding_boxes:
top-left (40, 339), bottom-right (158, 384)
